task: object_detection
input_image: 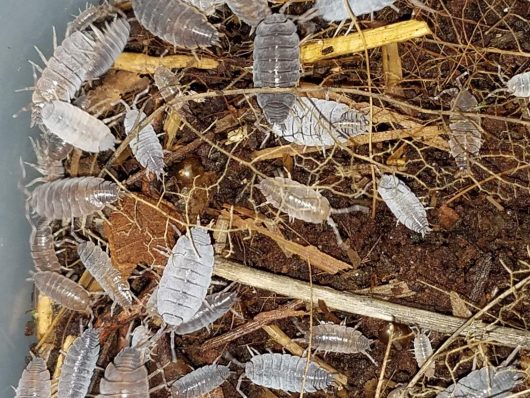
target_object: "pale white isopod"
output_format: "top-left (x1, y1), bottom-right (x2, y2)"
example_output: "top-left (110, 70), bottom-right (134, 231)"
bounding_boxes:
top-left (15, 357), bottom-right (51, 398)
top-left (412, 328), bottom-right (435, 378)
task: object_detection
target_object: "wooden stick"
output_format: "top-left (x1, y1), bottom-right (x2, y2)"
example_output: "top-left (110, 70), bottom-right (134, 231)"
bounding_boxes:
top-left (113, 53), bottom-right (219, 73)
top-left (213, 257), bottom-right (530, 348)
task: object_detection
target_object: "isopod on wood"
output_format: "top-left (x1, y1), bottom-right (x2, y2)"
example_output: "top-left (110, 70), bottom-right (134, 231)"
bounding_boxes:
top-left (226, 0), bottom-right (271, 27)
top-left (58, 328), bottom-right (100, 398)
top-left (132, 0), bottom-right (220, 49)
top-left (156, 227), bottom-right (215, 326)
top-left (173, 291), bottom-right (238, 335)
top-left (97, 347), bottom-right (149, 397)
top-left (253, 14), bottom-right (300, 125)
top-left (77, 240), bottom-right (133, 308)
top-left (30, 219), bottom-right (61, 272)
top-left (29, 176), bottom-right (119, 220)
top-left (33, 271), bottom-right (92, 313)
top-left (272, 97), bottom-right (369, 146)
top-left (412, 328), bottom-right (435, 378)
top-left (241, 353), bottom-right (334, 394)
top-left (15, 356), bottom-right (51, 398)
top-left (40, 101), bottom-right (116, 153)
top-left (377, 174), bottom-right (431, 236)
top-left (171, 364), bottom-right (231, 398)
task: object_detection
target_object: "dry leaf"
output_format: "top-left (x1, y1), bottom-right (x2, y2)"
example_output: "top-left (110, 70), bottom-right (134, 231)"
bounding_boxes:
top-left (450, 291), bottom-right (472, 318)
top-left (438, 204), bottom-right (460, 230)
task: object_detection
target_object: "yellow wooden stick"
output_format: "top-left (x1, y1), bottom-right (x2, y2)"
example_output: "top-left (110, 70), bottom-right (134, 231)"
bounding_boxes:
top-left (114, 53), bottom-right (219, 73)
top-left (36, 294), bottom-right (53, 341)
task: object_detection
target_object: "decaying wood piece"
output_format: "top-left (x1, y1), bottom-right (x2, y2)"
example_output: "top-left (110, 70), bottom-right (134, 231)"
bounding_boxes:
top-left (114, 52), bottom-right (219, 73)
top-left (213, 257), bottom-right (530, 348)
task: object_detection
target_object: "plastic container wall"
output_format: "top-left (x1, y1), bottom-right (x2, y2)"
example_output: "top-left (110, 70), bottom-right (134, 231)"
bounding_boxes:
top-left (0, 0), bottom-right (96, 392)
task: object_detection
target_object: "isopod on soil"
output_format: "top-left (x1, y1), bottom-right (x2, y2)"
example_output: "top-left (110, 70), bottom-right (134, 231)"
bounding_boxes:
top-left (241, 353), bottom-right (334, 394)
top-left (15, 356), bottom-right (51, 398)
top-left (272, 97), bottom-right (369, 146)
top-left (172, 291), bottom-right (238, 335)
top-left (29, 219), bottom-right (62, 272)
top-left (377, 174), bottom-right (431, 236)
top-left (33, 271), bottom-right (92, 313)
top-left (132, 0), bottom-right (220, 49)
top-left (156, 227), bottom-right (215, 326)
top-left (299, 323), bottom-right (377, 365)
top-left (77, 240), bottom-right (133, 308)
top-left (58, 328), bottom-right (100, 398)
top-left (29, 176), bottom-right (119, 220)
top-left (97, 347), bottom-right (149, 397)
top-left (506, 71), bottom-right (530, 98)
top-left (40, 101), bottom-right (116, 153)
top-left (171, 364), bottom-right (231, 398)
top-left (225, 0), bottom-right (271, 27)
top-left (253, 14), bottom-right (300, 125)
top-left (412, 328), bottom-right (435, 378)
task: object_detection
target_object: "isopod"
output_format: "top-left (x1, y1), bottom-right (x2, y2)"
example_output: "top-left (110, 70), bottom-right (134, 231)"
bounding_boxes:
top-left (154, 66), bottom-right (183, 104)
top-left (300, 323), bottom-right (376, 365)
top-left (272, 97), bottom-right (369, 146)
top-left (40, 101), bottom-right (116, 153)
top-left (97, 347), bottom-right (149, 397)
top-left (412, 328), bottom-right (435, 378)
top-left (377, 174), bottom-right (431, 236)
top-left (436, 366), bottom-right (524, 398)
top-left (171, 364), bottom-right (231, 398)
top-left (132, 0), bottom-right (220, 49)
top-left (173, 291), bottom-right (238, 335)
top-left (157, 227), bottom-right (215, 326)
top-left (310, 0), bottom-right (433, 21)
top-left (226, 0), bottom-right (271, 27)
top-left (243, 353), bottom-right (334, 393)
top-left (253, 14), bottom-right (300, 125)
top-left (15, 356), bottom-right (51, 398)
top-left (77, 240), bottom-right (133, 308)
top-left (58, 328), bottom-right (100, 398)
top-left (66, 4), bottom-right (121, 36)
top-left (29, 219), bottom-right (62, 272)
top-left (29, 135), bottom-right (67, 182)
top-left (29, 176), bottom-right (119, 220)
top-left (506, 71), bottom-right (530, 98)
top-left (33, 271), bottom-right (92, 313)
top-left (123, 100), bottom-right (165, 180)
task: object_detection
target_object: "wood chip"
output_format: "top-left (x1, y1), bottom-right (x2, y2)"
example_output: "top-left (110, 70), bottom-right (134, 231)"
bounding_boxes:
top-left (450, 291), bottom-right (472, 318)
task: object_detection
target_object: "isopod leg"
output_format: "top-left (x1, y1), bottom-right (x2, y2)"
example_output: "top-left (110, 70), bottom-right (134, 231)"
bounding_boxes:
top-left (326, 217), bottom-right (345, 248)
top-left (236, 373), bottom-right (249, 398)
top-left (330, 204), bottom-right (370, 215)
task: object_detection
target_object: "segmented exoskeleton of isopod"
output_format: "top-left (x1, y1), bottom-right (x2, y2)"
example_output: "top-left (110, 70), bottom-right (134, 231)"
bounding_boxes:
top-left (171, 364), bottom-right (231, 398)
top-left (29, 136), bottom-right (67, 182)
top-left (29, 177), bottom-right (119, 220)
top-left (506, 71), bottom-right (530, 98)
top-left (226, 0), bottom-right (271, 27)
top-left (33, 271), bottom-right (92, 313)
top-left (436, 366), bottom-right (524, 398)
top-left (412, 328), bottom-right (435, 378)
top-left (377, 174), bottom-right (431, 236)
top-left (132, 0), bottom-right (220, 49)
top-left (244, 353), bottom-right (334, 393)
top-left (77, 240), bottom-right (133, 308)
top-left (58, 328), bottom-right (100, 398)
top-left (97, 347), bottom-right (149, 397)
top-left (30, 219), bottom-right (61, 272)
top-left (173, 291), bottom-right (237, 335)
top-left (183, 0), bottom-right (225, 15)
top-left (272, 97), bottom-right (369, 146)
top-left (15, 357), bottom-right (51, 398)
top-left (300, 323), bottom-right (376, 365)
top-left (310, 0), bottom-right (433, 21)
top-left (31, 30), bottom-right (97, 124)
top-left (253, 14), bottom-right (300, 125)
top-left (40, 101), bottom-right (116, 153)
top-left (157, 227), bottom-right (215, 326)
top-left (123, 102), bottom-right (165, 180)
top-left (66, 4), bottom-right (121, 36)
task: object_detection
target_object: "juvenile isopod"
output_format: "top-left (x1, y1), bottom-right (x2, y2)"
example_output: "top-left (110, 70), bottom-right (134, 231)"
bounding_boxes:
top-left (66, 4), bottom-right (121, 36)
top-left (171, 364), bottom-right (231, 398)
top-left (15, 356), bottom-right (51, 398)
top-left (40, 101), bottom-right (116, 153)
top-left (33, 271), bottom-right (92, 313)
top-left (377, 174), bottom-right (431, 236)
top-left (30, 219), bottom-right (61, 272)
top-left (505, 71), bottom-right (530, 98)
top-left (132, 0), bottom-right (220, 49)
top-left (173, 291), bottom-right (238, 335)
top-left (272, 97), bottom-right (369, 146)
top-left (97, 347), bottom-right (149, 397)
top-left (242, 353), bottom-right (334, 394)
top-left (253, 14), bottom-right (300, 125)
top-left (28, 136), bottom-right (67, 182)
top-left (29, 177), bottom-right (119, 220)
top-left (412, 328), bottom-right (435, 378)
top-left (226, 0), bottom-right (271, 27)
top-left (58, 328), bottom-right (100, 398)
top-left (298, 323), bottom-right (376, 365)
top-left (157, 227), bottom-right (215, 326)
top-left (78, 240), bottom-right (133, 308)
top-left (436, 366), bottom-right (524, 398)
